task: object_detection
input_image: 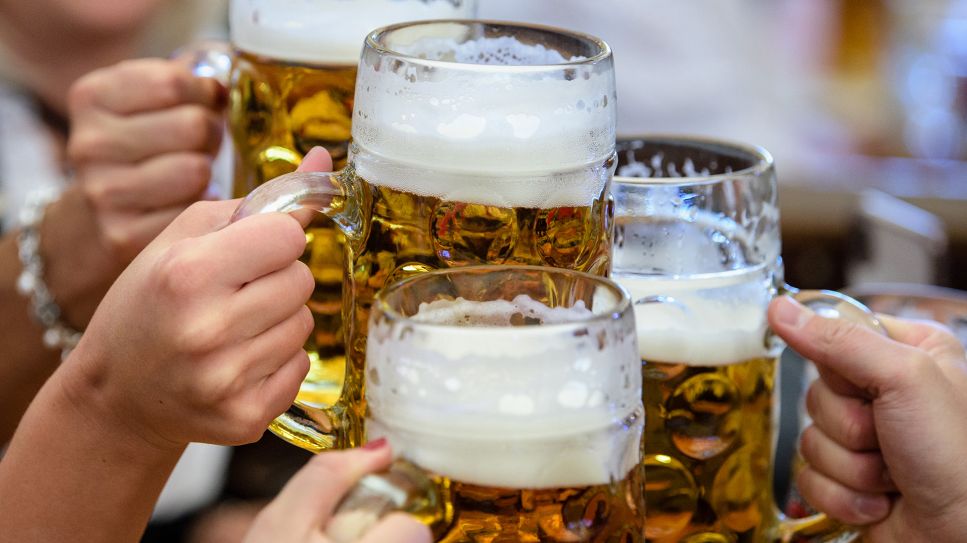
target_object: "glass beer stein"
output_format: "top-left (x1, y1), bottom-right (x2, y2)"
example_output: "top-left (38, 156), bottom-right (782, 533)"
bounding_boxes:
top-left (233, 21), bottom-right (618, 451)
top-left (323, 265), bottom-right (644, 542)
top-left (611, 136), bottom-right (883, 543)
top-left (189, 1), bottom-right (479, 451)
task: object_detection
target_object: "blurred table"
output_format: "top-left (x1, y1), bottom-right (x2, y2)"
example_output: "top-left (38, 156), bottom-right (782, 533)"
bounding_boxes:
top-left (778, 153), bottom-right (967, 290)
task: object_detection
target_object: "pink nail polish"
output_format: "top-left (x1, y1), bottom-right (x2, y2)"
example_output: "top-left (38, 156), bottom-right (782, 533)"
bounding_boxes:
top-left (362, 437), bottom-right (387, 451)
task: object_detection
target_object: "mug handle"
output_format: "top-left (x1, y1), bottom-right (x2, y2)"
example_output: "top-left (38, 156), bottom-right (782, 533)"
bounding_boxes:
top-left (776, 285), bottom-right (887, 543)
top-left (232, 171), bottom-right (365, 451)
top-left (174, 39), bottom-right (235, 86)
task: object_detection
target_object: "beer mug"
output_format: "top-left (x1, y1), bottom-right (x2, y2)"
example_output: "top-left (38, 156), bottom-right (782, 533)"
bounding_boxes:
top-left (188, 1), bottom-right (479, 451)
top-left (611, 136), bottom-right (884, 542)
top-left (322, 265), bottom-right (644, 542)
top-left (234, 21), bottom-right (618, 451)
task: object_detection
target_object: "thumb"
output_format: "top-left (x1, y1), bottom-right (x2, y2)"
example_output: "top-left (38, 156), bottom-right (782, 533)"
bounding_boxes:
top-left (297, 146), bottom-right (334, 173)
top-left (768, 296), bottom-right (928, 400)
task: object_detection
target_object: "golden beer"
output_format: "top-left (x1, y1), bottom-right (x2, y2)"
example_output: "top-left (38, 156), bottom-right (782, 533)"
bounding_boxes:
top-left (228, 1), bottom-right (479, 450)
top-left (424, 465), bottom-right (643, 542)
top-left (234, 20), bottom-right (618, 451)
top-left (615, 212), bottom-right (780, 542)
top-left (334, 171), bottom-right (613, 448)
top-left (612, 136), bottom-right (881, 542)
top-left (329, 267), bottom-right (644, 542)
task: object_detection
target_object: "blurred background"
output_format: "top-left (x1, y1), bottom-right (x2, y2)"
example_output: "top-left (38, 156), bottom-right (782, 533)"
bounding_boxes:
top-left (482, 0), bottom-right (967, 294)
top-left (35, 0), bottom-right (955, 540)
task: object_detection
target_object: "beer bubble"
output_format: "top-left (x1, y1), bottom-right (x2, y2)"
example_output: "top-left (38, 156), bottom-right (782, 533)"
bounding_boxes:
top-left (643, 454), bottom-right (698, 540)
top-left (681, 532), bottom-right (736, 543)
top-left (432, 202), bottom-right (517, 266)
top-left (665, 373), bottom-right (740, 459)
top-left (709, 446), bottom-right (768, 533)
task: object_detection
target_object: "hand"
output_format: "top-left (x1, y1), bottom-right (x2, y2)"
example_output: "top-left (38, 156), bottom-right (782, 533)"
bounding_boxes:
top-left (769, 296), bottom-right (967, 543)
top-left (243, 442), bottom-right (432, 543)
top-left (66, 57), bottom-right (226, 264)
top-left (61, 149), bottom-right (334, 450)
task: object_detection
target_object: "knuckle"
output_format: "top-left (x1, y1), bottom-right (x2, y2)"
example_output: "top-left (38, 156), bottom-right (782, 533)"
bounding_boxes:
top-left (814, 318), bottom-right (863, 362)
top-left (66, 75), bottom-right (102, 113)
top-left (153, 67), bottom-right (191, 105)
top-left (178, 107), bottom-right (217, 149)
top-left (172, 317), bottom-right (222, 355)
top-left (280, 217), bottom-right (308, 257)
top-left (840, 415), bottom-right (869, 451)
top-left (235, 406), bottom-right (271, 444)
top-left (156, 240), bottom-right (211, 298)
top-left (102, 225), bottom-right (137, 257)
top-left (80, 179), bottom-right (113, 208)
top-left (295, 262), bottom-right (315, 299)
top-left (68, 129), bottom-right (109, 162)
top-left (178, 154), bottom-right (213, 194)
top-left (804, 382), bottom-right (820, 421)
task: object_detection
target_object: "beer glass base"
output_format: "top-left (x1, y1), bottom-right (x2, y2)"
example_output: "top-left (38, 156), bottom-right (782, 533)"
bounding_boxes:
top-left (267, 408), bottom-right (336, 453)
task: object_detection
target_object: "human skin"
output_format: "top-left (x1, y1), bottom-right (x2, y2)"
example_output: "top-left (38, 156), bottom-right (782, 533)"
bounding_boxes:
top-left (243, 441), bottom-right (432, 543)
top-left (769, 296), bottom-right (967, 543)
top-left (0, 150), bottom-right (335, 543)
top-left (0, 32), bottom-right (224, 441)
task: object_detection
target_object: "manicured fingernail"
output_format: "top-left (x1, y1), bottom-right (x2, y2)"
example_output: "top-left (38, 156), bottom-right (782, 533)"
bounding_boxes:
top-left (775, 296), bottom-right (812, 329)
top-left (362, 438), bottom-right (387, 451)
top-left (854, 495), bottom-right (888, 520)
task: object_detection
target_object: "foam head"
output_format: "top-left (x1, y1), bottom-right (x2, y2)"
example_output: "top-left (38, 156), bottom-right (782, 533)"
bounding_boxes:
top-left (230, 0), bottom-right (477, 65)
top-left (366, 294), bottom-right (641, 488)
top-left (351, 21), bottom-right (617, 208)
top-left (615, 268), bottom-right (775, 366)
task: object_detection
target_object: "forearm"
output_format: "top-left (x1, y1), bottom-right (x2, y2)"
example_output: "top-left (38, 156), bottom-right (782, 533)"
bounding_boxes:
top-left (0, 186), bottom-right (118, 441)
top-left (0, 235), bottom-right (60, 440)
top-left (0, 364), bottom-right (183, 543)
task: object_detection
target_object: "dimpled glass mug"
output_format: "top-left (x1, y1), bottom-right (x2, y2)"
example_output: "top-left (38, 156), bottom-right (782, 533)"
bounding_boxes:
top-left (611, 136), bottom-right (884, 543)
top-left (189, 0), bottom-right (479, 452)
top-left (324, 265), bottom-right (645, 542)
top-left (232, 20), bottom-right (618, 451)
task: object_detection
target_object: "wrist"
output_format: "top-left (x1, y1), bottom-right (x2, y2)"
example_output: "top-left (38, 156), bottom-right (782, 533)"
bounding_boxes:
top-left (55, 342), bottom-right (187, 458)
top-left (39, 186), bottom-right (120, 327)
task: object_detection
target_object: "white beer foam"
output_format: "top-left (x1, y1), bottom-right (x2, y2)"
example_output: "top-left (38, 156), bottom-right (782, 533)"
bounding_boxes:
top-left (614, 268), bottom-right (772, 366)
top-left (230, 0), bottom-right (476, 64)
top-left (366, 295), bottom-right (641, 488)
top-left (353, 31), bottom-right (616, 208)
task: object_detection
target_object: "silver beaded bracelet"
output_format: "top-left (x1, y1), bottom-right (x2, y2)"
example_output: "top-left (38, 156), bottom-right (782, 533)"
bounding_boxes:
top-left (15, 187), bottom-right (82, 359)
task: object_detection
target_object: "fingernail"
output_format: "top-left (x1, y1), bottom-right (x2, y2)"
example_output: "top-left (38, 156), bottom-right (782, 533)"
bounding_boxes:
top-left (854, 495), bottom-right (888, 520)
top-left (362, 437), bottom-right (387, 451)
top-left (774, 296), bottom-right (812, 329)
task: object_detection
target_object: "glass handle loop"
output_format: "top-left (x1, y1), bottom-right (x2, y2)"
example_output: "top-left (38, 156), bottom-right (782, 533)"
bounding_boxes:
top-left (231, 171), bottom-right (349, 225)
top-left (175, 39), bottom-right (234, 87)
top-left (230, 170), bottom-right (357, 452)
top-left (777, 285), bottom-right (886, 542)
top-left (325, 459), bottom-right (447, 543)
top-left (784, 285), bottom-right (888, 337)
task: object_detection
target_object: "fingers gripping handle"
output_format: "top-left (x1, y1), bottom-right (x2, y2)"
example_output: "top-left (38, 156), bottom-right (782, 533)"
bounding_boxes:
top-left (230, 170), bottom-right (359, 453)
top-left (231, 171), bottom-right (351, 227)
top-left (787, 287), bottom-right (888, 337)
top-left (325, 460), bottom-right (445, 543)
top-left (778, 286), bottom-right (886, 543)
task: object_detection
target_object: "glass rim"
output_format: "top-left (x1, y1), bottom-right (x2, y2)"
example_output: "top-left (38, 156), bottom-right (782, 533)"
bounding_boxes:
top-left (373, 264), bottom-right (631, 331)
top-left (364, 19), bottom-right (612, 72)
top-left (613, 134), bottom-right (774, 187)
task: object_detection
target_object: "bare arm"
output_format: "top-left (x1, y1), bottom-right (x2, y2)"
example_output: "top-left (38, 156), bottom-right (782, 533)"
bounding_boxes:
top-left (0, 59), bottom-right (224, 442)
top-left (0, 186), bottom-right (116, 441)
top-left (0, 362), bottom-right (183, 543)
